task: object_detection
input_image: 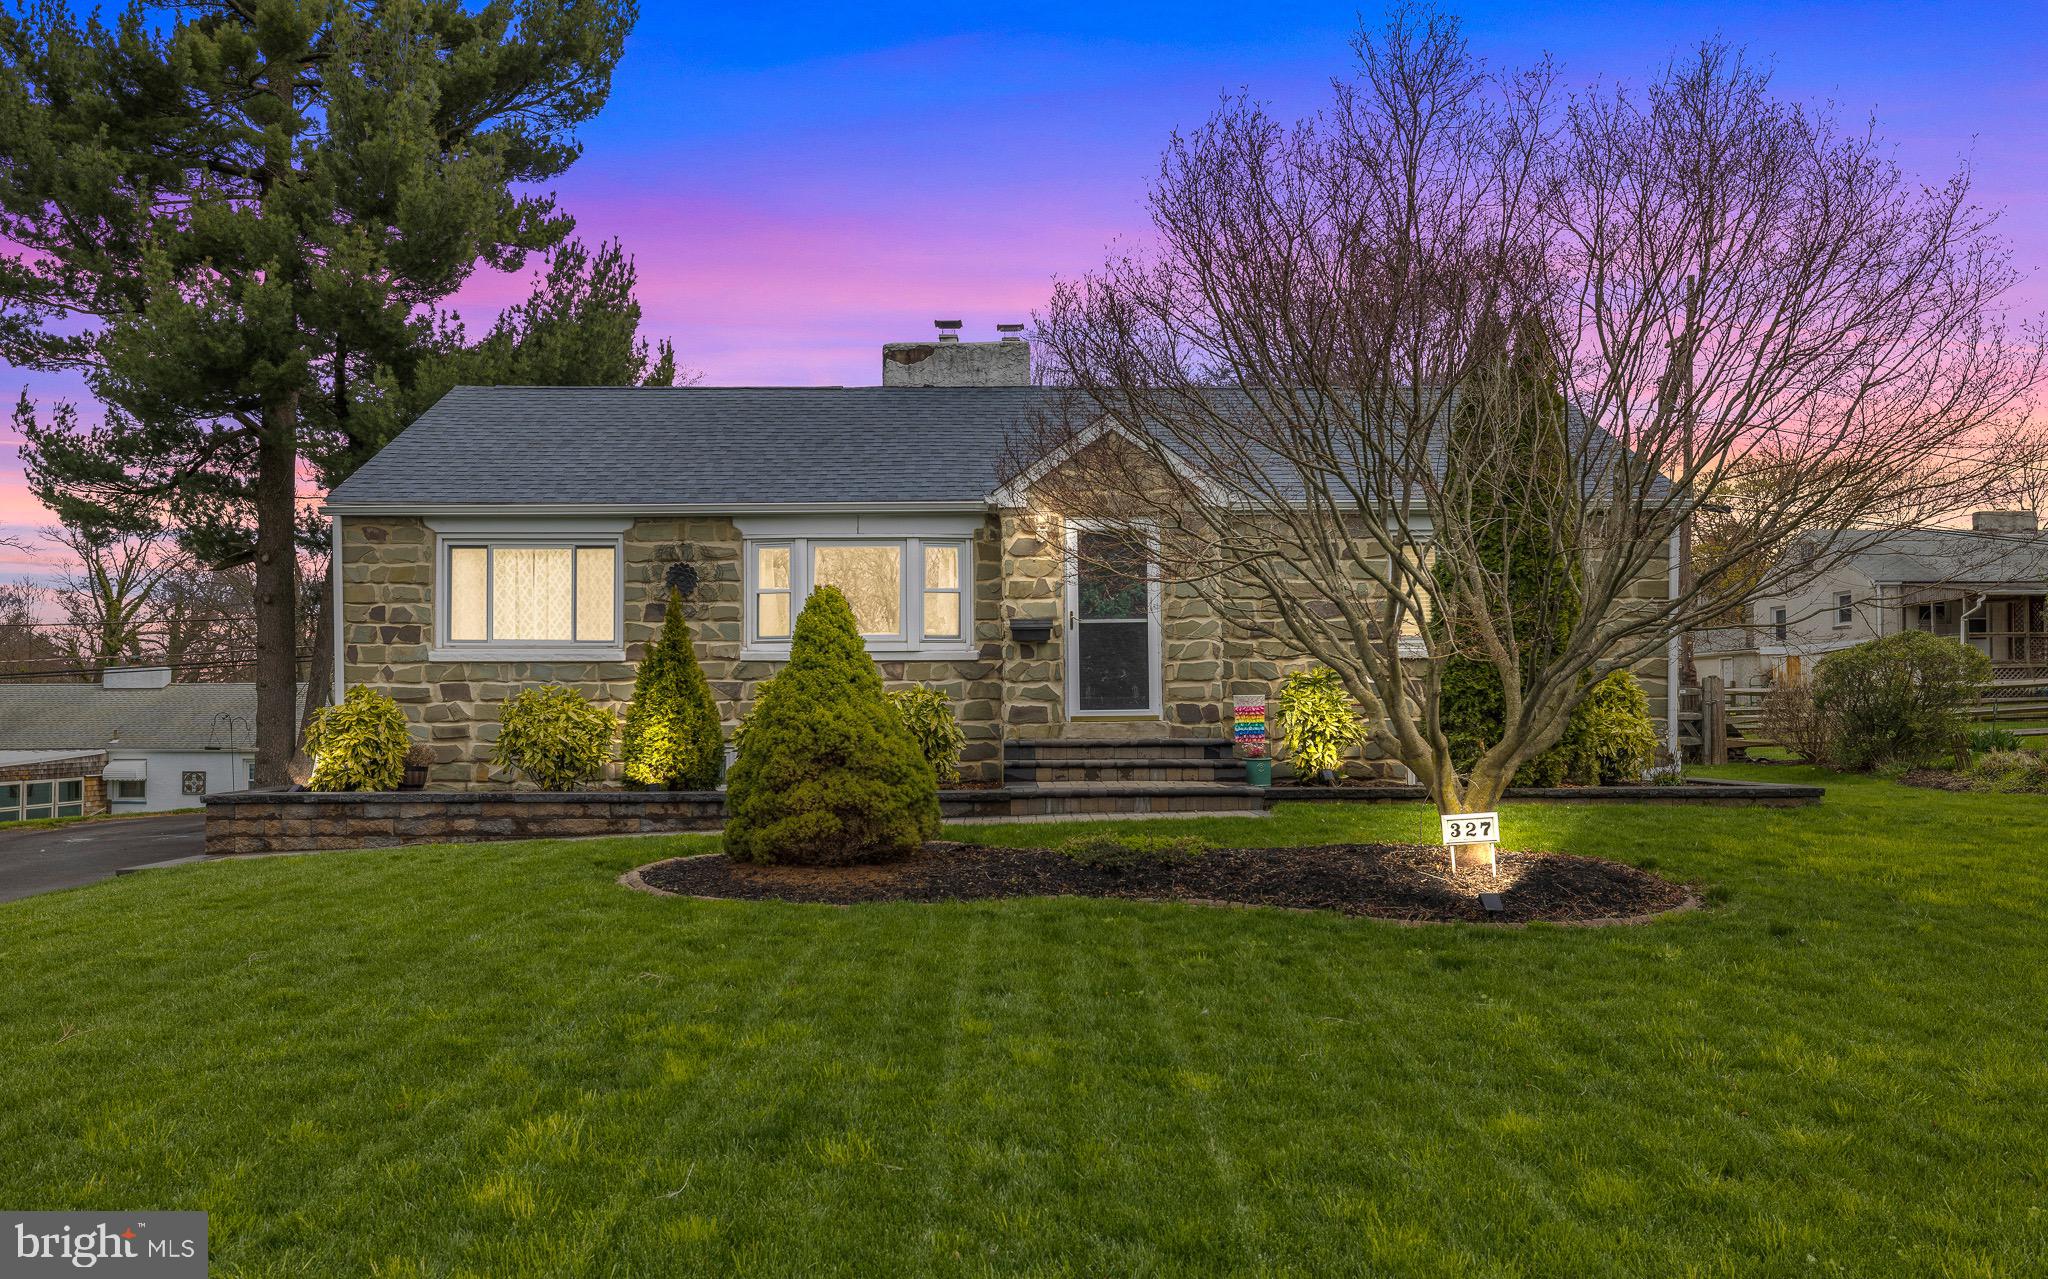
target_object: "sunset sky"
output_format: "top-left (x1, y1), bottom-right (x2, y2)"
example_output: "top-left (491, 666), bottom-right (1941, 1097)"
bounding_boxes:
top-left (3, 0), bottom-right (2043, 585)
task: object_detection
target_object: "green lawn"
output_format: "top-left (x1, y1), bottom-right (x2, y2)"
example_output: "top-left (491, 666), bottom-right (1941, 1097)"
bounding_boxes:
top-left (1, 768), bottom-right (2043, 1276)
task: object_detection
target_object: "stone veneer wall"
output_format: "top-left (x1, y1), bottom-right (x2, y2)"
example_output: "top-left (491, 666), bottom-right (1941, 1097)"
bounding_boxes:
top-left (342, 515), bottom-right (1008, 788)
top-left (342, 509), bottom-right (1672, 790)
top-left (998, 510), bottom-right (1231, 742)
top-left (991, 503), bottom-right (1673, 780)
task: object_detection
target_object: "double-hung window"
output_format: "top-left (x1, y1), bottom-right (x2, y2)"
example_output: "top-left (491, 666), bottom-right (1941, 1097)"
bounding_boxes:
top-left (430, 521), bottom-right (626, 660)
top-left (1834, 592), bottom-right (1853, 628)
top-left (740, 517), bottom-right (976, 657)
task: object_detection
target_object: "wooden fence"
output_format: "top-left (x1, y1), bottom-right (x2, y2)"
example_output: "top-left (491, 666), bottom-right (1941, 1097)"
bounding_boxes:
top-left (1682, 675), bottom-right (2048, 764)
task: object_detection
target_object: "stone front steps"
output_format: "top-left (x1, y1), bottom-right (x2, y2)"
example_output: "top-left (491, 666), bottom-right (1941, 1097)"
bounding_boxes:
top-left (975, 737), bottom-right (1264, 819)
top-left (991, 782), bottom-right (1268, 819)
top-left (1005, 737), bottom-right (1240, 780)
top-left (1004, 756), bottom-right (1250, 785)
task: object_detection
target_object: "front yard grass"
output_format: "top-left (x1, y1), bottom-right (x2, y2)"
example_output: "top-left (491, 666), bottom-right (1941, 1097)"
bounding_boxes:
top-left (0, 766), bottom-right (2042, 1276)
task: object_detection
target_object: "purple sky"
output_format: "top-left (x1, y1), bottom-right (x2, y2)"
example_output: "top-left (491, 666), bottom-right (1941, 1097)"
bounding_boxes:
top-left (3, 1), bottom-right (2043, 581)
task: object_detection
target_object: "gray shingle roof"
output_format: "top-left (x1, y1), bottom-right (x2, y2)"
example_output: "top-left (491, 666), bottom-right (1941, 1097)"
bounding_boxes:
top-left (326, 384), bottom-right (1663, 510)
top-left (0, 684), bottom-right (266, 751)
top-left (328, 386), bottom-right (1050, 508)
top-left (1842, 528), bottom-right (2048, 587)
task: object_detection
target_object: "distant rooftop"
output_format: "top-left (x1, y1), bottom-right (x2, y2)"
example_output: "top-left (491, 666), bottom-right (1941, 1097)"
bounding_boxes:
top-left (0, 682), bottom-right (270, 752)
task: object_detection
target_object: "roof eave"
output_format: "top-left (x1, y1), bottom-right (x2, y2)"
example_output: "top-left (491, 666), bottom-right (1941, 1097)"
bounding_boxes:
top-left (322, 499), bottom-right (996, 517)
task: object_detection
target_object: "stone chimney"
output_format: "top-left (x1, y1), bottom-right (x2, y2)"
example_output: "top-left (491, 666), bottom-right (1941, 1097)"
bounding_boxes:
top-left (882, 320), bottom-right (1030, 387)
top-left (1972, 510), bottom-right (2041, 534)
top-left (102, 665), bottom-right (173, 689)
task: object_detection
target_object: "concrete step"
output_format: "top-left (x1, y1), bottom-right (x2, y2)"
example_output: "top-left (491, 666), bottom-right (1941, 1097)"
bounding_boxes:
top-left (998, 780), bottom-right (1266, 819)
top-left (1004, 756), bottom-right (1248, 785)
top-left (1004, 737), bottom-right (1235, 763)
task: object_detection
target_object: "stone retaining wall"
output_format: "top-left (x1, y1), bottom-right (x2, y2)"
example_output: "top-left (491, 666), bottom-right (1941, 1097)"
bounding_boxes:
top-left (204, 789), bottom-right (728, 855)
top-left (205, 787), bottom-right (1273, 854)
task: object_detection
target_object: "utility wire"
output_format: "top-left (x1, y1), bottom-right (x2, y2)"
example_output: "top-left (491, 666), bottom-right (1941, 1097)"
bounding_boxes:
top-left (0, 651), bottom-right (317, 682)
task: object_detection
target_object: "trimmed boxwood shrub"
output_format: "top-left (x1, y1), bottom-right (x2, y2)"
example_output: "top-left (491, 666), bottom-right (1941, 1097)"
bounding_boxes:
top-left (494, 685), bottom-right (616, 790)
top-left (304, 687), bottom-right (411, 791)
top-left (885, 685), bottom-right (967, 785)
top-left (1556, 670), bottom-right (1659, 784)
top-left (724, 586), bottom-right (940, 865)
top-left (1813, 631), bottom-right (1989, 770)
top-left (622, 590), bottom-right (724, 790)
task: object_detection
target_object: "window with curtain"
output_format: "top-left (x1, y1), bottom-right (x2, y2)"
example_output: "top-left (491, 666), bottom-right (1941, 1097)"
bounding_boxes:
top-left (443, 542), bottom-right (618, 646)
top-left (746, 537), bottom-right (971, 649)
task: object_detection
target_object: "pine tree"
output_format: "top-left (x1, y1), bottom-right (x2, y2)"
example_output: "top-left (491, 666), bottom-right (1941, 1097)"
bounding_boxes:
top-left (622, 590), bottom-right (724, 790)
top-left (368, 237), bottom-right (685, 436)
top-left (724, 587), bottom-right (940, 866)
top-left (0, 0), bottom-right (634, 782)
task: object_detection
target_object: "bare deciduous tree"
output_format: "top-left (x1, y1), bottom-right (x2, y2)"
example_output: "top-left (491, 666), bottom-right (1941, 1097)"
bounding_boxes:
top-left (42, 524), bottom-right (184, 675)
top-left (1011, 7), bottom-right (2041, 815)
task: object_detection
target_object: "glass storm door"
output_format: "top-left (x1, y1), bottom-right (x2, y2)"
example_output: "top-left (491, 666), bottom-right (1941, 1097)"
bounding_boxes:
top-left (1067, 527), bottom-right (1158, 716)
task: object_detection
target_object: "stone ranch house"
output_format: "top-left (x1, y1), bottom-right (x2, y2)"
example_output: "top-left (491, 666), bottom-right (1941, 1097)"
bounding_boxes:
top-left (326, 337), bottom-right (1677, 788)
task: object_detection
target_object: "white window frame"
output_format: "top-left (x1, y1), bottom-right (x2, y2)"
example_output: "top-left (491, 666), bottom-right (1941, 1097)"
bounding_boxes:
top-left (1770, 606), bottom-right (1788, 643)
top-left (1834, 592), bottom-right (1853, 628)
top-left (6, 778), bottom-right (86, 821)
top-left (737, 514), bottom-right (979, 660)
top-left (427, 519), bottom-right (628, 662)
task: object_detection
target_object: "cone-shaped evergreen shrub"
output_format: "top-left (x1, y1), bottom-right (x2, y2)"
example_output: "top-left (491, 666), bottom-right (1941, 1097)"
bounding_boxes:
top-left (622, 590), bottom-right (725, 789)
top-left (724, 586), bottom-right (940, 865)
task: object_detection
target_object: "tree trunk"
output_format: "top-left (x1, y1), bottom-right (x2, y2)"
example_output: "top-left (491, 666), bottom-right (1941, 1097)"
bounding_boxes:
top-left (252, 393), bottom-right (300, 786)
top-left (1433, 768), bottom-right (1509, 818)
top-left (297, 559), bottom-right (334, 754)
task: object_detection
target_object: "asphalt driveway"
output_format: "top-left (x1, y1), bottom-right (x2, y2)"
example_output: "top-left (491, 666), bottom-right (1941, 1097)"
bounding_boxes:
top-left (0, 813), bottom-right (207, 904)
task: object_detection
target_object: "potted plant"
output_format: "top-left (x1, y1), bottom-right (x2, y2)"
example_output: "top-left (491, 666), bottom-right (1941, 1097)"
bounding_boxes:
top-left (1234, 700), bottom-right (1272, 787)
top-left (400, 742), bottom-right (434, 790)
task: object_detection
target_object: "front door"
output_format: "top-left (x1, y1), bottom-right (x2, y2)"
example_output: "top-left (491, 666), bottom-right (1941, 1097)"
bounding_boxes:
top-left (1065, 524), bottom-right (1159, 718)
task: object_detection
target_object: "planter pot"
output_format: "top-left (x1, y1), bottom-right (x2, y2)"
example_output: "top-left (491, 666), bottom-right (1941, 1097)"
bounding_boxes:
top-left (399, 765), bottom-right (429, 791)
top-left (1242, 758), bottom-right (1273, 787)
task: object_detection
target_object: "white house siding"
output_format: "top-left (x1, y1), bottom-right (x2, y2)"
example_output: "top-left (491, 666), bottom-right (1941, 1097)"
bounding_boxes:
top-left (1698, 565), bottom-right (1895, 686)
top-left (106, 751), bottom-right (255, 813)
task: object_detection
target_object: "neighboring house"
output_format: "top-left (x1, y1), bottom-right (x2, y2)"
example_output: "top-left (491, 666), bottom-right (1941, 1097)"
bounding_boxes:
top-left (0, 666), bottom-right (262, 814)
top-left (1695, 511), bottom-right (2048, 687)
top-left (325, 329), bottom-right (1678, 787)
top-left (0, 750), bottom-right (106, 822)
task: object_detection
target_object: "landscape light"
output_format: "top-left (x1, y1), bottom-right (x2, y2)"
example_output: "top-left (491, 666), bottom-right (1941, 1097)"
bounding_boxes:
top-left (1479, 892), bottom-right (1505, 917)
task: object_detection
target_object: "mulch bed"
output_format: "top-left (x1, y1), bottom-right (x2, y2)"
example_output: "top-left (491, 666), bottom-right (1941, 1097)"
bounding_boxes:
top-left (1899, 768), bottom-right (2047, 795)
top-left (635, 842), bottom-right (1692, 925)
top-left (1898, 769), bottom-right (1981, 793)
